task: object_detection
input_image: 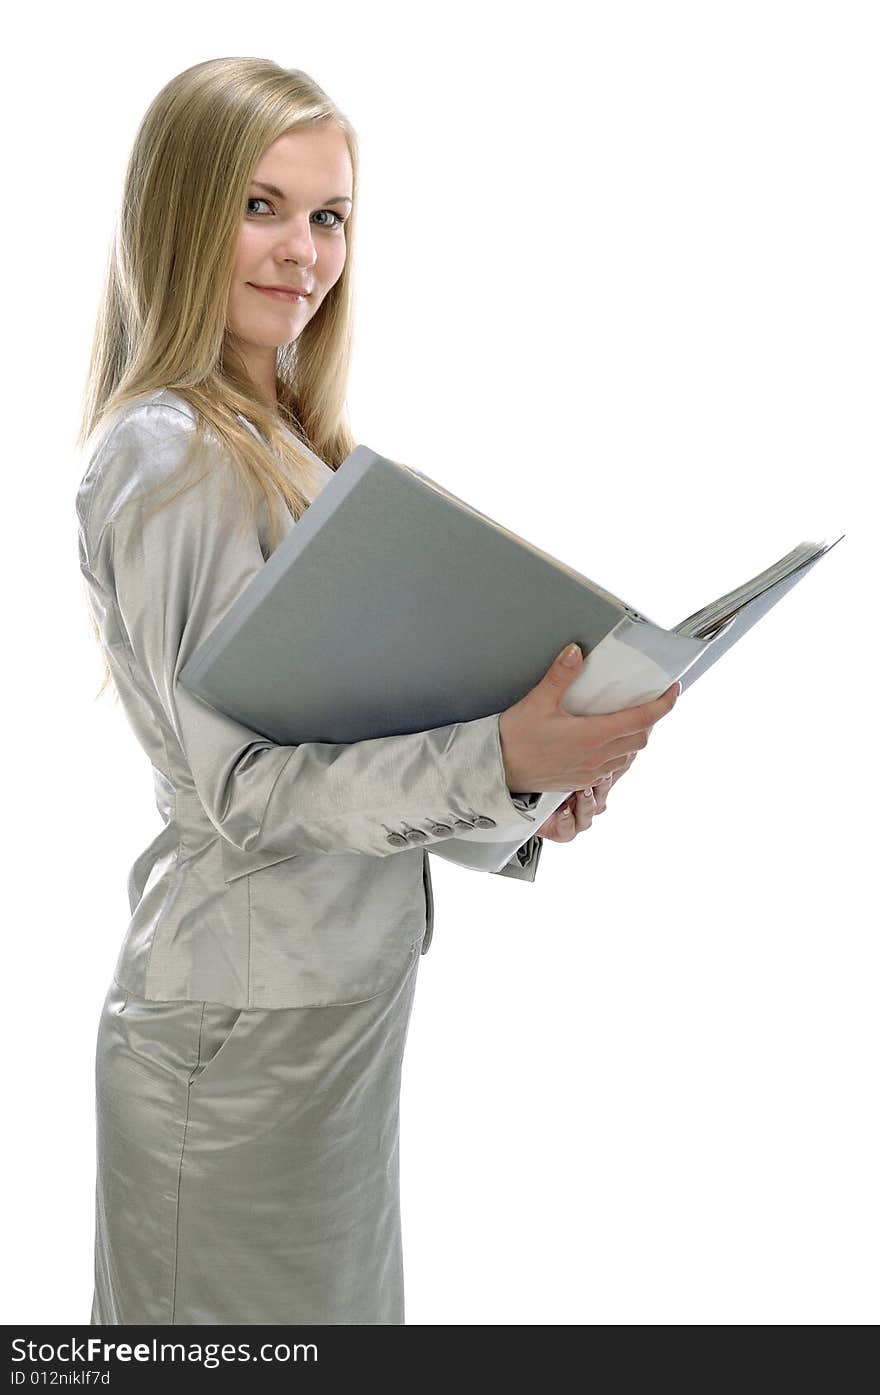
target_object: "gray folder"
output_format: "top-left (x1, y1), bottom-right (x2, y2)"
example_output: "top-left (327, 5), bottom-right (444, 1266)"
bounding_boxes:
top-left (179, 445), bottom-right (844, 872)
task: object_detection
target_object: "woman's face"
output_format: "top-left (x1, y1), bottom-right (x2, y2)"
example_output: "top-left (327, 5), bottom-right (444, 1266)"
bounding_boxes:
top-left (227, 123), bottom-right (353, 401)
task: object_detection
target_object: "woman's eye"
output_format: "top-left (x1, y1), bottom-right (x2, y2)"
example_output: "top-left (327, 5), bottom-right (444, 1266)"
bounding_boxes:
top-left (245, 197), bottom-right (346, 229)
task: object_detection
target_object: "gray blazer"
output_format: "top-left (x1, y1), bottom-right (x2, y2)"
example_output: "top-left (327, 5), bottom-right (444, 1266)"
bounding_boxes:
top-left (76, 390), bottom-right (543, 1009)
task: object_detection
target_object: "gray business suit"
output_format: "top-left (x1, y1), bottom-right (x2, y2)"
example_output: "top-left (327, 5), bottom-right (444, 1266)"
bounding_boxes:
top-left (76, 388), bottom-right (543, 1323)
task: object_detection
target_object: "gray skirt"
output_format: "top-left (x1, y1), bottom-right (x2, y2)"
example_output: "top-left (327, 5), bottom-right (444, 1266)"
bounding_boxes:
top-left (91, 941), bottom-right (421, 1325)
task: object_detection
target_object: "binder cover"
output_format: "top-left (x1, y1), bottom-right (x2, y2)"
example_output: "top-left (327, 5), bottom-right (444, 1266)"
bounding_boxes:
top-left (179, 445), bottom-right (843, 872)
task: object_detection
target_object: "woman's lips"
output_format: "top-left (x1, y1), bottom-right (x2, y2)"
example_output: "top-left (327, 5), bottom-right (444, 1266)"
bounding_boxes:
top-left (249, 284), bottom-right (309, 302)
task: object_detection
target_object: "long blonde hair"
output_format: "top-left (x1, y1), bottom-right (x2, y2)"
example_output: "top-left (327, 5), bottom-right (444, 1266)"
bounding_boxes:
top-left (78, 57), bottom-right (360, 700)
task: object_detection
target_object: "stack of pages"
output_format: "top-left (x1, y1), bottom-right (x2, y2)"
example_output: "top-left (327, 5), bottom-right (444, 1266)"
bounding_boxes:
top-left (180, 445), bottom-right (844, 873)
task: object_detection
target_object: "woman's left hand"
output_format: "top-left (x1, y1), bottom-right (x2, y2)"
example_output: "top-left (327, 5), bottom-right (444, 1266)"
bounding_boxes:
top-left (536, 751), bottom-right (636, 843)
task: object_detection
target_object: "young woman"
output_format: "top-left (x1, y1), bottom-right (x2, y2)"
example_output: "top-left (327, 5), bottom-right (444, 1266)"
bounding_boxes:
top-left (76, 56), bottom-right (677, 1325)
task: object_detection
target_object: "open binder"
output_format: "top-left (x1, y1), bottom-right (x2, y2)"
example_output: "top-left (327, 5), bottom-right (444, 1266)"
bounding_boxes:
top-left (179, 444), bottom-right (844, 873)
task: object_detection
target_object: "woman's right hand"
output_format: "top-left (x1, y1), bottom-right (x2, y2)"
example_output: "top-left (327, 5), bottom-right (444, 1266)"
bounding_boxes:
top-left (498, 642), bottom-right (681, 794)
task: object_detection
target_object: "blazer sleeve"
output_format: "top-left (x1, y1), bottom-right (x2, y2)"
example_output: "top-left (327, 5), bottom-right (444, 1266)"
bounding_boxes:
top-left (91, 406), bottom-right (539, 880)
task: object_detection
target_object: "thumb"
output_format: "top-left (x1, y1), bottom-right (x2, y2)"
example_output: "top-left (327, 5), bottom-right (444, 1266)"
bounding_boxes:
top-left (541, 642), bottom-right (585, 698)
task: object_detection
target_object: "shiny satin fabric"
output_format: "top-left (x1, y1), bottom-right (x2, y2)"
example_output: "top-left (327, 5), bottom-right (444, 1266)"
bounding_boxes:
top-left (92, 943), bottom-right (421, 1324)
top-left (75, 389), bottom-right (543, 1012)
top-left (78, 388), bottom-right (543, 1325)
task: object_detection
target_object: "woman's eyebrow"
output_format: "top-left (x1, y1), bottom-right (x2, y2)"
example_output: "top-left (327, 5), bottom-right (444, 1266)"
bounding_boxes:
top-left (250, 179), bottom-right (352, 206)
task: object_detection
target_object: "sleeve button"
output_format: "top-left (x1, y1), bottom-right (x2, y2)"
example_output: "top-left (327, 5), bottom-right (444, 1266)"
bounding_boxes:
top-left (386, 832), bottom-right (408, 847)
top-left (472, 815), bottom-right (497, 828)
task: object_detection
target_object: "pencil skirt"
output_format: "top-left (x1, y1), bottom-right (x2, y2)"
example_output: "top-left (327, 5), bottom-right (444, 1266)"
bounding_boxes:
top-left (90, 939), bottom-right (422, 1325)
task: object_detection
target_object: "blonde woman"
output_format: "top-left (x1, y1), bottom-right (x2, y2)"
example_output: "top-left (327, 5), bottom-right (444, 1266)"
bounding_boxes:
top-left (76, 57), bottom-right (678, 1325)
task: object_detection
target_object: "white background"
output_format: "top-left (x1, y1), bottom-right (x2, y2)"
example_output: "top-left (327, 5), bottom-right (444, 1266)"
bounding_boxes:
top-left (2, 0), bottom-right (874, 1325)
